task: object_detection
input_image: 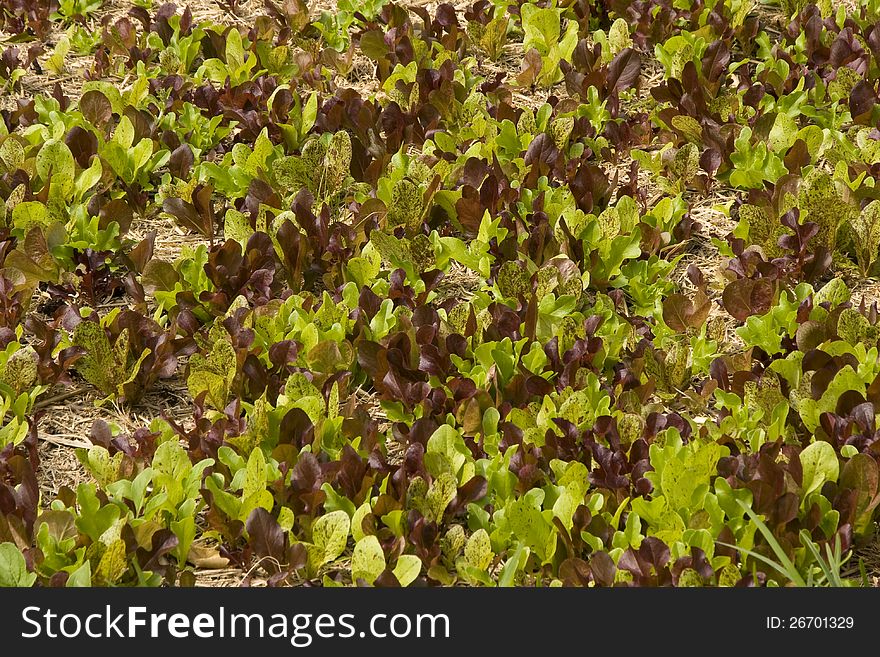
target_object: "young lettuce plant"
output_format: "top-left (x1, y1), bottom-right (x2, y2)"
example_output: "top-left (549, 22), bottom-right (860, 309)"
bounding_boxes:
top-left (0, 336), bottom-right (43, 447)
top-left (196, 26), bottom-right (258, 86)
top-left (466, 2), bottom-right (510, 61)
top-left (69, 308), bottom-right (193, 405)
top-left (518, 4), bottom-right (578, 88)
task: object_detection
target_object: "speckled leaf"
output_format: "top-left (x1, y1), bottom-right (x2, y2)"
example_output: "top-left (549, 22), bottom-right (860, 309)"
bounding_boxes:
top-left (617, 413), bottom-right (644, 447)
top-left (607, 18), bottom-right (632, 55)
top-left (852, 200), bottom-right (880, 277)
top-left (245, 129), bottom-right (274, 176)
top-left (441, 525), bottom-right (466, 561)
top-left (552, 257), bottom-right (583, 299)
top-left (558, 315), bottom-right (585, 355)
top-left (743, 375), bottom-right (786, 422)
top-left (768, 112), bottom-right (799, 152)
top-left (0, 137), bottom-right (24, 172)
top-left (425, 472), bottom-right (458, 523)
top-left (670, 143), bottom-right (700, 183)
top-left (828, 67), bottom-right (860, 101)
top-left (94, 538), bottom-right (127, 585)
top-left (388, 179), bottom-right (423, 230)
top-left (521, 5), bottom-right (561, 54)
top-left (598, 206), bottom-right (621, 241)
top-left (854, 129), bottom-right (880, 164)
top-left (392, 554), bottom-right (422, 587)
top-left (663, 341), bottom-right (690, 390)
top-left (798, 170), bottom-right (855, 251)
top-left (718, 563), bottom-right (741, 586)
top-left (36, 140), bottom-right (76, 198)
top-left (243, 447), bottom-right (266, 502)
top-left (445, 303), bottom-right (471, 335)
top-left (506, 498), bottom-right (556, 563)
top-left (497, 260), bottom-right (530, 298)
top-left (12, 202), bottom-right (51, 235)
top-left (548, 117), bottom-right (574, 150)
top-left (351, 535), bottom-right (386, 585)
top-left (311, 510), bottom-right (350, 567)
top-left (272, 155), bottom-right (311, 193)
top-left (4, 185), bottom-right (25, 221)
top-left (668, 41), bottom-right (694, 79)
top-left (347, 503), bottom-right (372, 544)
top-left (187, 339), bottom-right (237, 409)
top-left (517, 108), bottom-right (537, 135)
top-left (739, 204), bottom-right (784, 258)
top-left (406, 158), bottom-right (431, 184)
top-left (307, 339), bottom-right (352, 373)
top-left (836, 308), bottom-right (880, 345)
top-left (73, 320), bottom-right (117, 395)
top-left (464, 528), bottom-right (493, 570)
top-left (301, 138), bottom-right (326, 180)
top-left (677, 568), bottom-right (703, 587)
top-left (284, 371), bottom-right (321, 400)
top-left (224, 209), bottom-right (252, 246)
top-left (671, 115), bottom-right (702, 143)
top-left (1, 345), bottom-right (37, 392)
top-left (239, 489), bottom-right (274, 524)
top-left (406, 476), bottom-right (429, 514)
top-left (732, 0), bottom-right (755, 25)
top-left (314, 291), bottom-right (347, 330)
top-left (370, 229), bottom-right (410, 265)
top-left (325, 131), bottom-right (351, 185)
top-left (535, 265), bottom-right (559, 297)
top-left (813, 277), bottom-right (850, 308)
top-left (840, 454), bottom-right (880, 536)
top-left (111, 328), bottom-right (130, 373)
top-left (409, 233), bottom-right (436, 271)
top-left (479, 14), bottom-right (509, 60)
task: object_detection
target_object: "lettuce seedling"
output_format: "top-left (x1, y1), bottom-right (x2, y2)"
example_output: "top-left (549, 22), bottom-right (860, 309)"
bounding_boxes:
top-left (467, 10), bottom-right (509, 61)
top-left (197, 26), bottom-right (258, 86)
top-left (71, 309), bottom-right (189, 405)
top-left (729, 127), bottom-right (786, 189)
top-left (100, 116), bottom-right (157, 188)
top-left (518, 5), bottom-right (578, 88)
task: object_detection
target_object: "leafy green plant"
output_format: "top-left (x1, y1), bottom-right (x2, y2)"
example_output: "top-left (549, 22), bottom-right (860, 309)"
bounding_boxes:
top-left (196, 27), bottom-right (258, 86)
top-left (467, 5), bottom-right (509, 61)
top-left (729, 127), bottom-right (787, 189)
top-left (0, 542), bottom-right (37, 587)
top-left (518, 5), bottom-right (578, 88)
top-left (1, 0), bottom-right (880, 592)
top-left (52, 0), bottom-right (103, 22)
top-left (100, 116), bottom-right (158, 188)
top-left (44, 35), bottom-right (70, 75)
